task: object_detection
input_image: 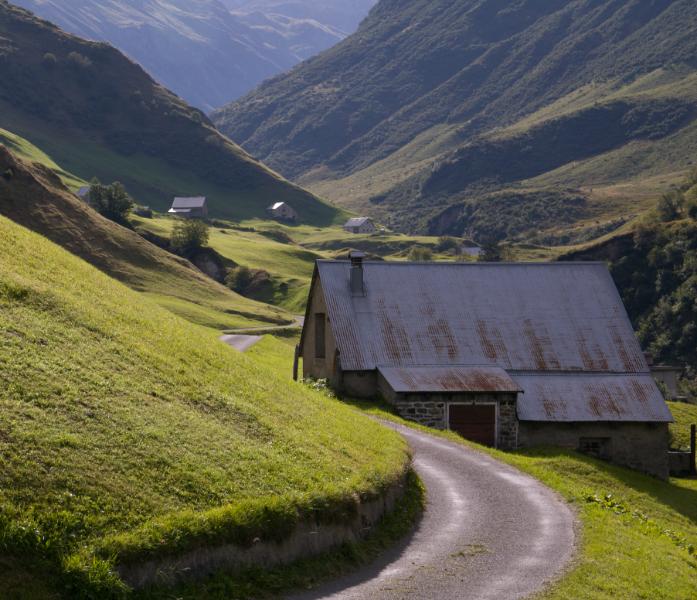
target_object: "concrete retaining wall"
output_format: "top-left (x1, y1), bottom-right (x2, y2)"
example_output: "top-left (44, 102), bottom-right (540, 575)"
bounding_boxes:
top-left (117, 470), bottom-right (410, 590)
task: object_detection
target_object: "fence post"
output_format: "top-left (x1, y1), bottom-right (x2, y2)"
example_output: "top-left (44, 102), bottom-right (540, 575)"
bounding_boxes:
top-left (690, 424), bottom-right (696, 477)
top-left (293, 344), bottom-right (300, 382)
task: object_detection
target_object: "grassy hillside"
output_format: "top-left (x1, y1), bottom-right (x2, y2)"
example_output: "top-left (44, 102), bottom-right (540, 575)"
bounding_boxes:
top-left (0, 144), bottom-right (293, 329)
top-left (0, 0), bottom-right (340, 226)
top-left (214, 0), bottom-right (697, 239)
top-left (0, 214), bottom-right (408, 597)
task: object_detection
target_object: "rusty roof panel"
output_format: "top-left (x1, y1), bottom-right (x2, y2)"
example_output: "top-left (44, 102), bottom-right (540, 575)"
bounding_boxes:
top-left (513, 373), bottom-right (673, 422)
top-left (379, 366), bottom-right (522, 394)
top-left (316, 261), bottom-right (650, 374)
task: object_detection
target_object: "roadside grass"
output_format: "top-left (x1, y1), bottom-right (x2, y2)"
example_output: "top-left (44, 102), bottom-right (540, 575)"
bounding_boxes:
top-left (0, 216), bottom-right (409, 597)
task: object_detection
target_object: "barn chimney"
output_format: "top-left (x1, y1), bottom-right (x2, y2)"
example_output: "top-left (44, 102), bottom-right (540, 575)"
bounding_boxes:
top-left (349, 251), bottom-right (366, 296)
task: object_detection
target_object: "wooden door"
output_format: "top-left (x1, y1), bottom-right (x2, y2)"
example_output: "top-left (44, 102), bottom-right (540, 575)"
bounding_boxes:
top-left (448, 404), bottom-right (496, 446)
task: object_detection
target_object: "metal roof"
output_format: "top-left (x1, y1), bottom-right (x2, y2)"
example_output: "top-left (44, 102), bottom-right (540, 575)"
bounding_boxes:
top-left (269, 202), bottom-right (287, 210)
top-left (344, 217), bottom-right (373, 227)
top-left (379, 366), bottom-right (522, 394)
top-left (315, 261), bottom-right (650, 374)
top-left (512, 372), bottom-right (672, 422)
top-left (171, 196), bottom-right (206, 209)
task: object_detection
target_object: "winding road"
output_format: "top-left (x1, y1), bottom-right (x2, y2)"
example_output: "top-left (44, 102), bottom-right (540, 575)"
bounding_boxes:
top-left (289, 421), bottom-right (576, 600)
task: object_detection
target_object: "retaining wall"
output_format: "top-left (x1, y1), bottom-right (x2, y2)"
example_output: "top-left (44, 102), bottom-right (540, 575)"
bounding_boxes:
top-left (117, 470), bottom-right (410, 589)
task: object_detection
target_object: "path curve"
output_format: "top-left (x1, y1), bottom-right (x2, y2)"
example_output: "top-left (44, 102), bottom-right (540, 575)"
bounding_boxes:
top-left (219, 334), bottom-right (262, 352)
top-left (289, 421), bottom-right (576, 600)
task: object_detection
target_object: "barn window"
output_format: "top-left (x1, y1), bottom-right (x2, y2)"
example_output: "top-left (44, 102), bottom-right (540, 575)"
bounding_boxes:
top-left (315, 313), bottom-right (326, 359)
top-left (578, 437), bottom-right (612, 460)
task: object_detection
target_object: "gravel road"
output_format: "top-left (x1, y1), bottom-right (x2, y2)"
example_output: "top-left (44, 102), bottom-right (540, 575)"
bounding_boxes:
top-left (288, 421), bottom-right (576, 600)
top-left (219, 334), bottom-right (262, 352)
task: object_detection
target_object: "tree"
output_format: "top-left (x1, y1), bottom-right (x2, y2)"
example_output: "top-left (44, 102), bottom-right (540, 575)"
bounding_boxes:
top-left (225, 266), bottom-right (254, 294)
top-left (408, 246), bottom-right (433, 261)
top-left (170, 219), bottom-right (209, 256)
top-left (87, 179), bottom-right (133, 225)
top-left (478, 239), bottom-right (511, 262)
top-left (656, 190), bottom-right (683, 222)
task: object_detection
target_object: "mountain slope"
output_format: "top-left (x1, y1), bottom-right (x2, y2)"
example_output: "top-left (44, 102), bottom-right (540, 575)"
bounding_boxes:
top-left (214, 0), bottom-right (697, 237)
top-left (0, 212), bottom-right (406, 595)
top-left (0, 144), bottom-right (291, 329)
top-left (0, 0), bottom-right (339, 225)
top-left (12, 0), bottom-right (375, 111)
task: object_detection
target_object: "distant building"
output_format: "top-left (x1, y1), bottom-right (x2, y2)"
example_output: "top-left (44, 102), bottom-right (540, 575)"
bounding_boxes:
top-left (76, 186), bottom-right (91, 201)
top-left (343, 217), bottom-right (376, 234)
top-left (460, 244), bottom-right (483, 258)
top-left (267, 201), bottom-right (298, 222)
top-left (168, 197), bottom-right (208, 219)
top-left (298, 255), bottom-right (673, 478)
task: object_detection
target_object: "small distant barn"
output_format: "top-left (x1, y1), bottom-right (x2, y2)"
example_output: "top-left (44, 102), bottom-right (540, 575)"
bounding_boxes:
top-left (267, 202), bottom-right (298, 222)
top-left (343, 217), bottom-right (376, 235)
top-left (297, 254), bottom-right (673, 478)
top-left (168, 197), bottom-right (208, 219)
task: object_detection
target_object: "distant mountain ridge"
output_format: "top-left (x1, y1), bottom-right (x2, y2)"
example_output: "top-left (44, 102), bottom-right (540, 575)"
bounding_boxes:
top-left (0, 0), bottom-right (339, 225)
top-left (12, 0), bottom-right (376, 111)
top-left (214, 0), bottom-right (697, 238)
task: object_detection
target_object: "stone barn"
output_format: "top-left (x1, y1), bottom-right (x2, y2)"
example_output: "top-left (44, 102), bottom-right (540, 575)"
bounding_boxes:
top-left (343, 217), bottom-right (376, 234)
top-left (267, 201), bottom-right (298, 222)
top-left (297, 253), bottom-right (673, 478)
top-left (168, 196), bottom-right (208, 218)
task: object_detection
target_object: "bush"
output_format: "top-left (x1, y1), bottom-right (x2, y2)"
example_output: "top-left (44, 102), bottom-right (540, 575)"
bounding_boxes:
top-left (656, 190), bottom-right (684, 222)
top-left (41, 53), bottom-right (57, 69)
top-left (67, 51), bottom-right (92, 69)
top-left (170, 219), bottom-right (209, 256)
top-left (478, 240), bottom-right (512, 262)
top-left (87, 179), bottom-right (133, 225)
top-left (408, 246), bottom-right (433, 261)
top-left (435, 236), bottom-right (458, 252)
top-left (225, 266), bottom-right (254, 294)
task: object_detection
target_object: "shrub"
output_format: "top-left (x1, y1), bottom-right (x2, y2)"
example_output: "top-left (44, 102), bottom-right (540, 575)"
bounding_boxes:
top-left (67, 51), bottom-right (92, 69)
top-left (170, 219), bottom-right (209, 256)
top-left (41, 52), bottom-right (57, 69)
top-left (435, 236), bottom-right (458, 252)
top-left (656, 190), bottom-right (683, 222)
top-left (478, 240), bottom-right (512, 262)
top-left (408, 246), bottom-right (433, 261)
top-left (87, 179), bottom-right (133, 225)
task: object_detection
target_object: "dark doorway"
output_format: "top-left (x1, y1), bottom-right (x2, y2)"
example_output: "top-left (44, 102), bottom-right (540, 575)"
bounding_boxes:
top-left (449, 404), bottom-right (496, 446)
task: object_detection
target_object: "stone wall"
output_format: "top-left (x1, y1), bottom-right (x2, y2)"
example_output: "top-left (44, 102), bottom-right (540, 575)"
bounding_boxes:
top-left (377, 377), bottom-right (518, 450)
top-left (118, 469), bottom-right (411, 590)
top-left (519, 421), bottom-right (670, 479)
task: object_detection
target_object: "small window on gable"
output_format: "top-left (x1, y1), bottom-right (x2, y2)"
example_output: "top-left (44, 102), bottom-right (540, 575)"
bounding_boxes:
top-left (315, 313), bottom-right (326, 359)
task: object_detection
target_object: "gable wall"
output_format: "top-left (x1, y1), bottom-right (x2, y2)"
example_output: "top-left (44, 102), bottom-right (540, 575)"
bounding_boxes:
top-left (301, 279), bottom-right (339, 385)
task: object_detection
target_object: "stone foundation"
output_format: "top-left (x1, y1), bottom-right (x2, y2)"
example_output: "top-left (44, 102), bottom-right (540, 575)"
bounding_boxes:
top-left (519, 421), bottom-right (670, 479)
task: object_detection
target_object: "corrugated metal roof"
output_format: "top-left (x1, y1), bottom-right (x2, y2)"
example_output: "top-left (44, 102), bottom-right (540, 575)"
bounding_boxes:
top-left (171, 196), bottom-right (206, 209)
top-left (316, 261), bottom-right (649, 374)
top-left (344, 217), bottom-right (373, 227)
top-left (269, 202), bottom-right (286, 210)
top-left (512, 372), bottom-right (673, 422)
top-left (379, 366), bottom-right (522, 393)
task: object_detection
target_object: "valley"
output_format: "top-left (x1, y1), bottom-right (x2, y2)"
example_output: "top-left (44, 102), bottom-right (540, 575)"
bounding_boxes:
top-left (1, 0), bottom-right (697, 598)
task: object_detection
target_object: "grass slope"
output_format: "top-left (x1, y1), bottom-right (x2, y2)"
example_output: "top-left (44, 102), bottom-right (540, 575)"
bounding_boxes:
top-left (0, 0), bottom-right (339, 226)
top-left (0, 215), bottom-right (408, 597)
top-left (0, 145), bottom-right (291, 329)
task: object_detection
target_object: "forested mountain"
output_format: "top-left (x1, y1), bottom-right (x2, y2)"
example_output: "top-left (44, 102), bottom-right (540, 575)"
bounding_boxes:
top-left (0, 0), bottom-right (338, 224)
top-left (12, 0), bottom-right (376, 111)
top-left (214, 0), bottom-right (697, 238)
